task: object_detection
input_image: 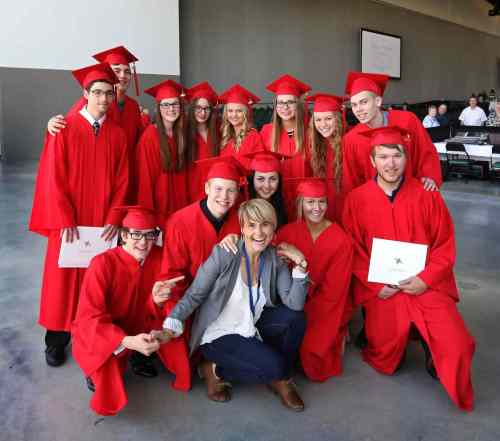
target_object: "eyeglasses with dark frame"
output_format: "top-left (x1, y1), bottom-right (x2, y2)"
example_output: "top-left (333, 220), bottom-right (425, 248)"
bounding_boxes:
top-left (194, 105), bottom-right (212, 113)
top-left (126, 230), bottom-right (160, 241)
top-left (276, 100), bottom-right (297, 108)
top-left (90, 89), bottom-right (115, 98)
top-left (159, 101), bottom-right (181, 110)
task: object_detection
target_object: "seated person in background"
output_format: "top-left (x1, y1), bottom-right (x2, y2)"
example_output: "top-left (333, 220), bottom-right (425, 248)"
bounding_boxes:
top-left (276, 178), bottom-right (353, 382)
top-left (422, 105), bottom-right (440, 128)
top-left (436, 103), bottom-right (450, 126)
top-left (342, 126), bottom-right (475, 412)
top-left (459, 96), bottom-right (487, 126)
top-left (486, 99), bottom-right (500, 127)
top-left (72, 206), bottom-right (185, 416)
top-left (161, 199), bottom-right (309, 411)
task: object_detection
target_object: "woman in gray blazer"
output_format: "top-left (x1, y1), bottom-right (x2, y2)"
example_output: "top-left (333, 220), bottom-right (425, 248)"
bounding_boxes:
top-left (160, 199), bottom-right (309, 411)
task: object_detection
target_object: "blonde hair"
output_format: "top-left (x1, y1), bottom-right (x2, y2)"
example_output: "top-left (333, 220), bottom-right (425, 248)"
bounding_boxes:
top-left (370, 143), bottom-right (406, 158)
top-left (270, 97), bottom-right (306, 154)
top-left (238, 198), bottom-right (277, 231)
top-left (220, 105), bottom-right (252, 151)
top-left (308, 113), bottom-right (344, 190)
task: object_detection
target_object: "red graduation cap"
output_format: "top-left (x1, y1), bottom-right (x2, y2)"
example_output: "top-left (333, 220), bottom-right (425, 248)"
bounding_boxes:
top-left (185, 81), bottom-right (218, 106)
top-left (113, 205), bottom-right (160, 229)
top-left (196, 156), bottom-right (248, 183)
top-left (243, 150), bottom-right (291, 173)
top-left (345, 71), bottom-right (390, 97)
top-left (358, 125), bottom-right (409, 147)
top-left (286, 177), bottom-right (328, 198)
top-left (219, 84), bottom-right (260, 106)
top-left (306, 93), bottom-right (344, 112)
top-left (266, 74), bottom-right (311, 97)
top-left (144, 80), bottom-right (183, 102)
top-left (72, 63), bottom-right (119, 89)
top-left (93, 45), bottom-right (141, 96)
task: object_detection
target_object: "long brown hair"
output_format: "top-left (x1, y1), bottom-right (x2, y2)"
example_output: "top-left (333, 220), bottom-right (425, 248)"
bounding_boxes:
top-left (220, 105), bottom-right (251, 151)
top-left (155, 100), bottom-right (186, 171)
top-left (270, 97), bottom-right (306, 154)
top-left (186, 98), bottom-right (220, 163)
top-left (308, 112), bottom-right (344, 190)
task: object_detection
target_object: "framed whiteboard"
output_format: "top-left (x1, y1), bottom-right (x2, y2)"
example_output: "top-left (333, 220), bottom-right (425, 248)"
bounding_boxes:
top-left (361, 28), bottom-right (401, 80)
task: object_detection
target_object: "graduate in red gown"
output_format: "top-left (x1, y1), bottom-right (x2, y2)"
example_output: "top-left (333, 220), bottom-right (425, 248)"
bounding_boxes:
top-left (306, 93), bottom-right (346, 223)
top-left (185, 81), bottom-right (221, 202)
top-left (342, 126), bottom-right (475, 411)
top-left (261, 75), bottom-right (313, 218)
top-left (136, 80), bottom-right (189, 224)
top-left (152, 157), bottom-right (244, 383)
top-left (218, 84), bottom-right (264, 164)
top-left (72, 206), bottom-right (190, 416)
top-left (342, 71), bottom-right (442, 195)
top-left (29, 63), bottom-right (129, 366)
top-left (47, 46), bottom-right (143, 199)
top-left (276, 179), bottom-right (353, 381)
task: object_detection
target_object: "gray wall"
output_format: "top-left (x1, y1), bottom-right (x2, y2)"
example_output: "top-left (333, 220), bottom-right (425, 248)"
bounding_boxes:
top-left (180, 0), bottom-right (500, 103)
top-left (0, 67), bottom-right (177, 162)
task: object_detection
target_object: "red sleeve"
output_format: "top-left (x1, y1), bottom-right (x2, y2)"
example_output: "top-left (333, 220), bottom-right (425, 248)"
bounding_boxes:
top-left (341, 135), bottom-right (363, 195)
top-left (407, 113), bottom-right (443, 187)
top-left (342, 195), bottom-right (384, 305)
top-left (160, 218), bottom-right (191, 300)
top-left (417, 193), bottom-right (456, 290)
top-left (72, 257), bottom-right (127, 375)
top-left (29, 131), bottom-right (77, 235)
top-left (136, 128), bottom-right (163, 213)
top-left (105, 130), bottom-right (130, 225)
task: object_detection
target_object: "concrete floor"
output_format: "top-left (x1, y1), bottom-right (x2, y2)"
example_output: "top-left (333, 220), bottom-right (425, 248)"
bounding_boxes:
top-left (1, 161), bottom-right (499, 441)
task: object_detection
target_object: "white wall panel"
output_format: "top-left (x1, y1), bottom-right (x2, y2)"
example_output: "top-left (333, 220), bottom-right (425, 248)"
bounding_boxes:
top-left (0, 0), bottom-right (179, 75)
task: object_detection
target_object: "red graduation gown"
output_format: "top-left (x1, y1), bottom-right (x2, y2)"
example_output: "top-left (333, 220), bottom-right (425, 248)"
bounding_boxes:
top-left (277, 221), bottom-right (353, 381)
top-left (341, 110), bottom-right (443, 195)
top-left (219, 128), bottom-right (264, 167)
top-left (72, 246), bottom-right (190, 416)
top-left (67, 96), bottom-right (142, 200)
top-left (29, 114), bottom-right (129, 331)
top-left (342, 177), bottom-right (475, 411)
top-left (136, 124), bottom-right (189, 224)
top-left (261, 123), bottom-right (312, 219)
top-left (305, 139), bottom-right (345, 224)
top-left (186, 132), bottom-right (217, 203)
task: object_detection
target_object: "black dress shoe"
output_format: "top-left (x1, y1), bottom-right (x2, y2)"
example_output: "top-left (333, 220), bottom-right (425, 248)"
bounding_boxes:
top-left (354, 326), bottom-right (368, 349)
top-left (45, 345), bottom-right (66, 367)
top-left (130, 352), bottom-right (158, 378)
top-left (86, 377), bottom-right (96, 392)
top-left (420, 339), bottom-right (438, 380)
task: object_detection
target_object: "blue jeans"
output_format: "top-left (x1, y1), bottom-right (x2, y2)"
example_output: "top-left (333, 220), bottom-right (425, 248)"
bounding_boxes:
top-left (200, 305), bottom-right (306, 384)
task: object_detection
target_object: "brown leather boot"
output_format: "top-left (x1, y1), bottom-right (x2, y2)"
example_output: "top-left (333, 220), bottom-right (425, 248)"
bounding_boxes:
top-left (269, 379), bottom-right (305, 412)
top-left (199, 360), bottom-right (232, 403)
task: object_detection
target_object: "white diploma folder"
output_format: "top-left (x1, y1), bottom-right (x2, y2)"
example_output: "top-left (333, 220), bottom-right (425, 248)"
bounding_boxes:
top-left (58, 227), bottom-right (118, 268)
top-left (368, 238), bottom-right (428, 286)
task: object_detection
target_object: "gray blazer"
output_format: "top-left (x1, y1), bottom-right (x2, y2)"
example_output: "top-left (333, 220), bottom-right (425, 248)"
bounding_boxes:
top-left (169, 240), bottom-right (309, 355)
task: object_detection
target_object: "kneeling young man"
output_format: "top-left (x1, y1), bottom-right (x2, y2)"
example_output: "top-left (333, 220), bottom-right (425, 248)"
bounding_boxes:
top-left (72, 206), bottom-right (184, 416)
top-left (342, 126), bottom-right (475, 411)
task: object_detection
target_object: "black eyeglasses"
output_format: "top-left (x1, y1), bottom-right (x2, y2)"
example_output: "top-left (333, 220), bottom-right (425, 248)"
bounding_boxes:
top-left (159, 102), bottom-right (181, 109)
top-left (276, 100), bottom-right (297, 108)
top-left (126, 230), bottom-right (159, 241)
top-left (194, 105), bottom-right (212, 113)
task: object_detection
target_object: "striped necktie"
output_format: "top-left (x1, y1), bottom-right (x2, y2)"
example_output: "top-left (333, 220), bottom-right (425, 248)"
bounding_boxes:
top-left (93, 121), bottom-right (100, 136)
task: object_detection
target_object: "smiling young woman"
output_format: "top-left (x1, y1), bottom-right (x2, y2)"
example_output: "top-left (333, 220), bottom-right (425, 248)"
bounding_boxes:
top-left (306, 93), bottom-right (346, 223)
top-left (136, 80), bottom-right (189, 224)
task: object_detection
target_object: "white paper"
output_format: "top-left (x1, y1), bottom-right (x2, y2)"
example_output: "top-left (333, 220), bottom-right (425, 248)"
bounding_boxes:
top-left (58, 227), bottom-right (118, 268)
top-left (368, 238), bottom-right (428, 286)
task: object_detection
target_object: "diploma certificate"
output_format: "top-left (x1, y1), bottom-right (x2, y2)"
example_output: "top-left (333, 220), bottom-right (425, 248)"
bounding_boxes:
top-left (58, 227), bottom-right (118, 268)
top-left (368, 238), bottom-right (428, 286)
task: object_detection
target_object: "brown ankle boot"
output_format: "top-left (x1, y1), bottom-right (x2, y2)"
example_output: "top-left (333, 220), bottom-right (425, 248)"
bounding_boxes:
top-left (199, 360), bottom-right (232, 403)
top-left (269, 379), bottom-right (305, 412)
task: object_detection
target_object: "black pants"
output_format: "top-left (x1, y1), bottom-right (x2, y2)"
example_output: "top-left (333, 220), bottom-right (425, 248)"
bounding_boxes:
top-left (200, 305), bottom-right (306, 384)
top-left (45, 330), bottom-right (71, 348)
